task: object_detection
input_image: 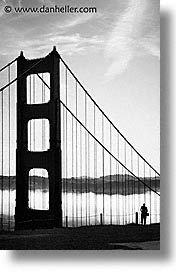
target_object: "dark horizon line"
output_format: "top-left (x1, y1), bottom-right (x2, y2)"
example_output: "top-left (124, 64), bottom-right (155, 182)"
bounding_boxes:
top-left (0, 174), bottom-right (160, 179)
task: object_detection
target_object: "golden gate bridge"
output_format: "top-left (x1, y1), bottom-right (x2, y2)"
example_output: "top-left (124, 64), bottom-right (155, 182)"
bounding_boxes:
top-left (0, 47), bottom-right (160, 231)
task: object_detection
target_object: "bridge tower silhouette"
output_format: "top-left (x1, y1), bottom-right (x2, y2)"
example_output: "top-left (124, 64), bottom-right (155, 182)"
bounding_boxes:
top-left (15, 47), bottom-right (62, 229)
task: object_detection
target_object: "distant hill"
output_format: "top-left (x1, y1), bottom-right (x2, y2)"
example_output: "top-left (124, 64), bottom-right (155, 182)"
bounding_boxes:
top-left (0, 175), bottom-right (160, 195)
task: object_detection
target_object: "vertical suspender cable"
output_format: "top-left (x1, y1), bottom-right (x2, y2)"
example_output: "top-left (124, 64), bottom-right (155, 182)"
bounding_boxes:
top-left (127, 171), bottom-right (129, 224)
top-left (110, 124), bottom-right (112, 224)
top-left (127, 151), bottom-right (131, 223)
top-left (1, 90), bottom-right (3, 229)
top-left (41, 74), bottom-right (44, 210)
top-left (62, 105), bottom-right (65, 224)
top-left (127, 149), bottom-right (129, 223)
top-left (102, 148), bottom-right (105, 224)
top-left (149, 168), bottom-right (152, 224)
top-left (94, 104), bottom-right (96, 224)
top-left (129, 150), bottom-right (131, 223)
top-left (80, 125), bottom-right (82, 226)
top-left (65, 68), bottom-right (68, 220)
top-left (128, 172), bottom-right (130, 223)
top-left (155, 172), bottom-right (157, 223)
top-left (8, 66), bottom-right (11, 230)
top-left (29, 75), bottom-right (32, 208)
top-left (95, 135), bottom-right (97, 225)
top-left (85, 93), bottom-right (87, 226)
top-left (88, 134), bottom-right (90, 225)
top-left (144, 161), bottom-right (146, 203)
top-left (72, 115), bottom-right (74, 226)
top-left (115, 135), bottom-right (117, 225)
top-left (33, 74), bottom-right (35, 209)
top-left (116, 161), bottom-right (117, 224)
top-left (102, 114), bottom-right (104, 223)
top-left (122, 166), bottom-right (124, 224)
top-left (43, 76), bottom-right (46, 209)
top-left (124, 139), bottom-right (126, 224)
top-left (75, 81), bottom-right (78, 227)
top-left (138, 154), bottom-right (140, 222)
top-left (131, 147), bottom-right (134, 223)
top-left (117, 133), bottom-right (120, 225)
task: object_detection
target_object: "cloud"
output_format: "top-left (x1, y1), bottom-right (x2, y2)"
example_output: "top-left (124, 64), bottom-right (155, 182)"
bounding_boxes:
top-left (105, 0), bottom-right (160, 79)
top-left (38, 0), bottom-right (54, 5)
top-left (0, 0), bottom-right (6, 17)
top-left (0, 21), bottom-right (103, 59)
top-left (57, 13), bottom-right (95, 29)
top-left (140, 30), bottom-right (160, 59)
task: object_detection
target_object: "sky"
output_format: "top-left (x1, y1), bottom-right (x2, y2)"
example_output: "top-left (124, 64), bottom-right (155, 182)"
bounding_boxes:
top-left (0, 0), bottom-right (160, 173)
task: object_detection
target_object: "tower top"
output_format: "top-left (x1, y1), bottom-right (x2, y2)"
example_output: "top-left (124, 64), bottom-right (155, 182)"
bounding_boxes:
top-left (53, 46), bottom-right (56, 52)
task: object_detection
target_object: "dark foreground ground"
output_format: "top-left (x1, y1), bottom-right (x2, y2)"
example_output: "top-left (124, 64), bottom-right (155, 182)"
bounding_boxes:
top-left (0, 223), bottom-right (160, 250)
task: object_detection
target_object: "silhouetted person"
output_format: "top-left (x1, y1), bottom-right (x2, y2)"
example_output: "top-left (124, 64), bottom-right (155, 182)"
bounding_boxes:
top-left (140, 203), bottom-right (148, 225)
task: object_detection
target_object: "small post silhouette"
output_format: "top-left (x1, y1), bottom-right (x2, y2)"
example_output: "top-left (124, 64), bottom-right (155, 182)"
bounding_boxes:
top-left (100, 213), bottom-right (103, 225)
top-left (135, 212), bottom-right (138, 225)
top-left (65, 216), bottom-right (68, 228)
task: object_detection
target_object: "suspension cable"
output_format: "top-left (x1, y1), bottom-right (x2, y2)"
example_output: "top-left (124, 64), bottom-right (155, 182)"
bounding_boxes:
top-left (60, 100), bottom-right (160, 197)
top-left (59, 57), bottom-right (160, 177)
top-left (37, 62), bottom-right (160, 198)
top-left (0, 57), bottom-right (46, 93)
top-left (0, 57), bottom-right (18, 73)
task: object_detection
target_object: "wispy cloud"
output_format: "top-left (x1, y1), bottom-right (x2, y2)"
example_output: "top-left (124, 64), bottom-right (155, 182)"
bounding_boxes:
top-left (57, 13), bottom-right (95, 29)
top-left (105, 0), bottom-right (160, 79)
top-left (0, 0), bottom-right (6, 17)
top-left (0, 22), bottom-right (103, 59)
top-left (30, 33), bottom-right (103, 57)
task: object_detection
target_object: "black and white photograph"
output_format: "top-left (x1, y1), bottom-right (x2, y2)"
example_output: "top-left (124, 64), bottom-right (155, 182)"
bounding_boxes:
top-left (0, 0), bottom-right (160, 251)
